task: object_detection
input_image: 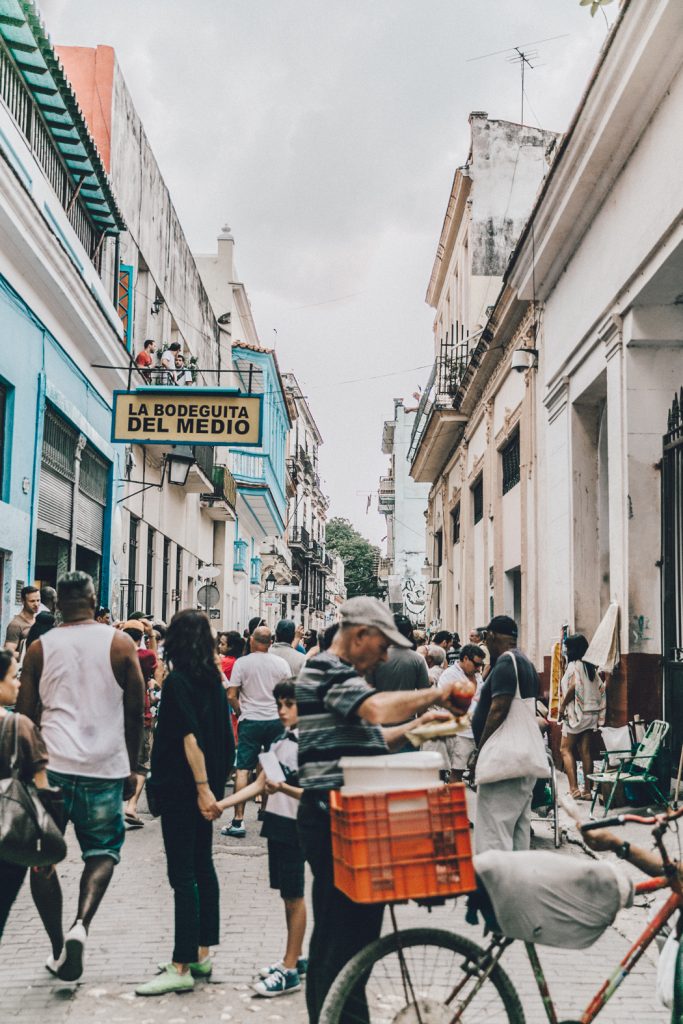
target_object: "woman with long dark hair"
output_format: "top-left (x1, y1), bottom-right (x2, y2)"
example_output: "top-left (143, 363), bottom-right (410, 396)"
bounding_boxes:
top-left (136, 610), bottom-right (234, 997)
top-left (559, 633), bottom-right (606, 800)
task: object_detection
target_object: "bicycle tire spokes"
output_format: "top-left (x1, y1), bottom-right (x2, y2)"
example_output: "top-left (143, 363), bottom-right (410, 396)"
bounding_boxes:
top-left (336, 932), bottom-right (522, 1023)
top-left (444, 936), bottom-right (515, 1023)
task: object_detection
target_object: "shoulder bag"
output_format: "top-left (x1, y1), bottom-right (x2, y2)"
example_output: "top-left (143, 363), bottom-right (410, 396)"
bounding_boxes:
top-left (0, 713), bottom-right (67, 867)
top-left (475, 652), bottom-right (550, 785)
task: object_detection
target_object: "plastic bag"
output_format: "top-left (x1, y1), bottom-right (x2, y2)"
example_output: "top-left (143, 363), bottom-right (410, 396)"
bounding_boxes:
top-left (657, 921), bottom-right (679, 1009)
top-left (475, 654), bottom-right (549, 785)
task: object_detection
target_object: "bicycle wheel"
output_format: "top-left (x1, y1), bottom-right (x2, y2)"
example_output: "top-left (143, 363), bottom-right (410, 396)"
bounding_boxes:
top-left (319, 926), bottom-right (525, 1024)
top-left (673, 930), bottom-right (683, 1024)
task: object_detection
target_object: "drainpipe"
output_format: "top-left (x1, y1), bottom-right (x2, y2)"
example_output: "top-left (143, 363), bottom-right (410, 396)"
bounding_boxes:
top-left (112, 234), bottom-right (120, 308)
top-left (69, 435), bottom-right (86, 571)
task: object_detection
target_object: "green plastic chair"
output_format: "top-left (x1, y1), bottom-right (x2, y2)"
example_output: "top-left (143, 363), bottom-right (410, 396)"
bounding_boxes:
top-left (587, 719), bottom-right (671, 818)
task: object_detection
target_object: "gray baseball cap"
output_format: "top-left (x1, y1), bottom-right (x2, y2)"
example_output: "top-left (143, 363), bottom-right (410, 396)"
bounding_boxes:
top-left (339, 596), bottom-right (412, 648)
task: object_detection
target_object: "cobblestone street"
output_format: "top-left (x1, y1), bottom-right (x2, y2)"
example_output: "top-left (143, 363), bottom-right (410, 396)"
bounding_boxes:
top-left (0, 788), bottom-right (668, 1023)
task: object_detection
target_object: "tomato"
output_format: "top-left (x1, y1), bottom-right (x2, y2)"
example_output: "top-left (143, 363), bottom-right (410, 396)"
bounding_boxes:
top-left (446, 678), bottom-right (476, 711)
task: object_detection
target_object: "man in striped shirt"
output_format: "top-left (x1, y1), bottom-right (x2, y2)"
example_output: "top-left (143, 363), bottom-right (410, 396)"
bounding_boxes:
top-left (295, 596), bottom-right (466, 1023)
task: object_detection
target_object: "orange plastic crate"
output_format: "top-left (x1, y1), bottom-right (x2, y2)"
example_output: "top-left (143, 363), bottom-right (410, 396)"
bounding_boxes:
top-left (330, 784), bottom-right (476, 904)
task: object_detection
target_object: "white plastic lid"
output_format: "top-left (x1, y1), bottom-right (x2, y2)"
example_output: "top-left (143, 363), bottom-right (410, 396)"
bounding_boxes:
top-left (338, 751), bottom-right (444, 770)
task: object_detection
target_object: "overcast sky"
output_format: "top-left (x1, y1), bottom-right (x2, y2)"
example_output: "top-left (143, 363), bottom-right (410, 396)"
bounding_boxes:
top-left (43, 0), bottom-right (613, 545)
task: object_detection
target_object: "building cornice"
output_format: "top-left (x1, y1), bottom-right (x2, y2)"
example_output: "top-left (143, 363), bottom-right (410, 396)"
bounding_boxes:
top-left (426, 166), bottom-right (472, 308)
top-left (508, 0), bottom-right (683, 303)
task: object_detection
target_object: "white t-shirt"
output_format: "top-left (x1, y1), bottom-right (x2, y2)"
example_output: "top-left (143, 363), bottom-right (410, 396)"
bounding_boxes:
top-left (230, 652), bottom-right (290, 721)
top-left (438, 662), bottom-right (484, 740)
top-left (264, 731), bottom-right (299, 823)
top-left (160, 349), bottom-right (177, 371)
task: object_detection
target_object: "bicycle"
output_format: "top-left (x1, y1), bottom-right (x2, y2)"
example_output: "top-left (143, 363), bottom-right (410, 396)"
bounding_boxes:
top-left (319, 806), bottom-right (683, 1024)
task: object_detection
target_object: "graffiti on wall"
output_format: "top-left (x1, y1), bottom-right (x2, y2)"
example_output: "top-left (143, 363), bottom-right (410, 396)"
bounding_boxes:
top-left (402, 575), bottom-right (426, 621)
top-left (630, 613), bottom-right (652, 647)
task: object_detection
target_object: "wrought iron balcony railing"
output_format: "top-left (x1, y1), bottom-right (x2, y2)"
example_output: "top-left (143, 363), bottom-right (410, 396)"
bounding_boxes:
top-left (408, 329), bottom-right (473, 463)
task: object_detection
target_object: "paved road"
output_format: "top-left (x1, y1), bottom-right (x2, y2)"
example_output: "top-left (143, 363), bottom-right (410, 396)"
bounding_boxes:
top-left (0, 787), bottom-right (668, 1023)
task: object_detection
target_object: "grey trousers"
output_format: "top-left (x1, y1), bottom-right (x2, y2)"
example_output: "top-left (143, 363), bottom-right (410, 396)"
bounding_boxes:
top-left (474, 774), bottom-right (536, 853)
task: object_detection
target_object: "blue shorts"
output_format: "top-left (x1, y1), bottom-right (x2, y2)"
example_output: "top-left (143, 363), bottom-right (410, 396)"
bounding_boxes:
top-left (47, 771), bottom-right (125, 864)
top-left (235, 719), bottom-right (283, 771)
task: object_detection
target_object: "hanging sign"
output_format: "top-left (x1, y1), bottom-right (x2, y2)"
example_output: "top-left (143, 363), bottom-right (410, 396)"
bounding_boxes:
top-left (111, 388), bottom-right (262, 446)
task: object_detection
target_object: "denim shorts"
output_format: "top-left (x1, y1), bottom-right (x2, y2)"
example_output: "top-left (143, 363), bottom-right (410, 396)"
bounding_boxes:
top-left (47, 771), bottom-right (125, 864)
top-left (235, 718), bottom-right (283, 770)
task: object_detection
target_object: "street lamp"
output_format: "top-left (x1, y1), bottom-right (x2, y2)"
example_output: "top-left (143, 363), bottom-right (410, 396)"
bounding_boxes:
top-left (166, 448), bottom-right (196, 486)
top-left (264, 570), bottom-right (277, 592)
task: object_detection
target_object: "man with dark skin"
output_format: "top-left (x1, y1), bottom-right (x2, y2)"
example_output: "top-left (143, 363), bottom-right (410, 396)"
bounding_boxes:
top-left (18, 572), bottom-right (144, 981)
top-left (470, 615), bottom-right (541, 852)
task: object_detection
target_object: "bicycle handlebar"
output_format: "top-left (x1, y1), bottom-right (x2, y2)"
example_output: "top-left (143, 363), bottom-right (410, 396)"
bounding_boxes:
top-left (581, 806), bottom-right (683, 832)
top-left (581, 816), bottom-right (626, 831)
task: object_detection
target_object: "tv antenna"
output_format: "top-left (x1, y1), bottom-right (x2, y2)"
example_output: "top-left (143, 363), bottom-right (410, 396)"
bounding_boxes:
top-left (467, 34), bottom-right (569, 126)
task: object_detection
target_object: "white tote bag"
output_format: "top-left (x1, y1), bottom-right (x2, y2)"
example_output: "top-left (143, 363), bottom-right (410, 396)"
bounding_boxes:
top-left (476, 652), bottom-right (550, 785)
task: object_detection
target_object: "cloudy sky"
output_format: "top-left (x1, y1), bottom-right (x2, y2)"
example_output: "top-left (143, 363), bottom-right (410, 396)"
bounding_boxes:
top-left (43, 0), bottom-right (613, 545)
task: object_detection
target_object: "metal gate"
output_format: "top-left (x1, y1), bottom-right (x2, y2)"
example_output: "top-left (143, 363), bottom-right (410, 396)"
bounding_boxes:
top-left (662, 389), bottom-right (683, 766)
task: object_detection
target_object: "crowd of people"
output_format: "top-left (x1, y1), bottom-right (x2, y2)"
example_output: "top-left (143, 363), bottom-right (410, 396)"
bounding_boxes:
top-left (0, 572), bottom-right (619, 1020)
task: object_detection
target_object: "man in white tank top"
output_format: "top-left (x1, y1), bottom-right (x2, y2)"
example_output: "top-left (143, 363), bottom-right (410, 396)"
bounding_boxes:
top-left (18, 571), bottom-right (145, 982)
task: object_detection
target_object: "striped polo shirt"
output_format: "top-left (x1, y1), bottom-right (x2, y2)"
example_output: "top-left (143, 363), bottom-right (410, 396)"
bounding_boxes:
top-left (295, 651), bottom-right (388, 791)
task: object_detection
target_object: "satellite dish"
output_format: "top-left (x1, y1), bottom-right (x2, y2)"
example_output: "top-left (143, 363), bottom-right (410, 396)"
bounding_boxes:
top-left (197, 584), bottom-right (220, 609)
top-left (197, 565), bottom-right (221, 580)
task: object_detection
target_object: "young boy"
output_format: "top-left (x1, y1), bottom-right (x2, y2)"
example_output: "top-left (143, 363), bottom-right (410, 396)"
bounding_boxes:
top-left (217, 679), bottom-right (306, 997)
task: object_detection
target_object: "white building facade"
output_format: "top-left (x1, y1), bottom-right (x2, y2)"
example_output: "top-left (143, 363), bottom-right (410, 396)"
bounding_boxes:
top-left (378, 400), bottom-right (430, 625)
top-left (409, 114), bottom-right (558, 640)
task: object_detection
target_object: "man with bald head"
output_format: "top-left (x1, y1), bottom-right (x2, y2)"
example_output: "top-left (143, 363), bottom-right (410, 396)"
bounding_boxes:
top-left (224, 624), bottom-right (290, 837)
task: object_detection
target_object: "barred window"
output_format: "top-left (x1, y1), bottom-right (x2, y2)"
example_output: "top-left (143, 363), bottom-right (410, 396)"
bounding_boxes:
top-left (451, 503), bottom-right (460, 545)
top-left (434, 529), bottom-right (443, 567)
top-left (472, 477), bottom-right (483, 525)
top-left (501, 431), bottom-right (520, 495)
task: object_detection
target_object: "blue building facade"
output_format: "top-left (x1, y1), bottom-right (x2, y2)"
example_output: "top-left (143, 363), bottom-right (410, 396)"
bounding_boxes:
top-left (0, 1), bottom-right (125, 634)
top-left (228, 344), bottom-right (291, 625)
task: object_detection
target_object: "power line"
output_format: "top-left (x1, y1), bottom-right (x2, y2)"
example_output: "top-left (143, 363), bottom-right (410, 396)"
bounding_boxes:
top-left (307, 363), bottom-right (432, 392)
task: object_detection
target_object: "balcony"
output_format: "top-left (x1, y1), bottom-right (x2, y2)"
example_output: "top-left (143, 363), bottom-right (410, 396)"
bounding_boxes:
top-left (289, 525), bottom-right (310, 550)
top-left (250, 555), bottom-right (262, 586)
top-left (230, 450), bottom-right (286, 535)
top-left (200, 465), bottom-right (237, 521)
top-left (408, 337), bottom-right (471, 483)
top-left (233, 539), bottom-right (248, 573)
top-left (324, 552), bottom-right (334, 573)
top-left (0, 31), bottom-right (124, 270)
top-left (260, 535), bottom-right (292, 570)
top-left (381, 420), bottom-right (395, 455)
top-left (309, 540), bottom-right (324, 565)
top-left (378, 475), bottom-right (395, 513)
top-left (184, 445), bottom-right (215, 493)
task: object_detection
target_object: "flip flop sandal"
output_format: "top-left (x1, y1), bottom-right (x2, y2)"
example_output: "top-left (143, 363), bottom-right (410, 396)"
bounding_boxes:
top-left (125, 813), bottom-right (144, 828)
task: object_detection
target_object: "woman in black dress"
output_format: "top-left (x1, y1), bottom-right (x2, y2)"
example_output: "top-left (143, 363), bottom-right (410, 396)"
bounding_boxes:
top-left (136, 610), bottom-right (234, 997)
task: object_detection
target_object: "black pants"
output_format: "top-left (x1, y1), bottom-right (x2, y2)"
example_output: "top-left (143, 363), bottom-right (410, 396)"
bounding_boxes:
top-left (0, 859), bottom-right (27, 941)
top-left (298, 794), bottom-right (384, 1024)
top-left (160, 800), bottom-right (219, 964)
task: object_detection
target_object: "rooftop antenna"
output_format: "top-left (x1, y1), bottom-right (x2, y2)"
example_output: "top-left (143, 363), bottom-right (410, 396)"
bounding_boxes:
top-left (467, 34), bottom-right (569, 126)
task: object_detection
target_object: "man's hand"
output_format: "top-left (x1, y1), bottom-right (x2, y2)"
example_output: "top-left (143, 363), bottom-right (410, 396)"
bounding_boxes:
top-left (436, 681), bottom-right (473, 717)
top-left (415, 709), bottom-right (454, 728)
top-left (123, 772), bottom-right (138, 801)
top-left (197, 785), bottom-right (221, 821)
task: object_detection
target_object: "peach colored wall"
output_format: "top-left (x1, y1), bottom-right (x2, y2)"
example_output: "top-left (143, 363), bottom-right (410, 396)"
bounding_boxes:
top-left (56, 45), bottom-right (114, 172)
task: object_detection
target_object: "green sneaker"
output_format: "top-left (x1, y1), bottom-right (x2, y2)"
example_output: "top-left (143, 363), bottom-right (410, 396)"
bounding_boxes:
top-left (157, 957), bottom-right (212, 979)
top-left (136, 964), bottom-right (194, 996)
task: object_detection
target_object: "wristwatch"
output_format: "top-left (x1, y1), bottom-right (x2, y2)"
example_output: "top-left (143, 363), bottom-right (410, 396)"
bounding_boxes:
top-left (615, 840), bottom-right (631, 860)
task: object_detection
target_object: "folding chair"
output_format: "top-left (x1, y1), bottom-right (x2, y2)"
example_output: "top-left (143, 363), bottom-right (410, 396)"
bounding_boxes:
top-left (587, 719), bottom-right (671, 818)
